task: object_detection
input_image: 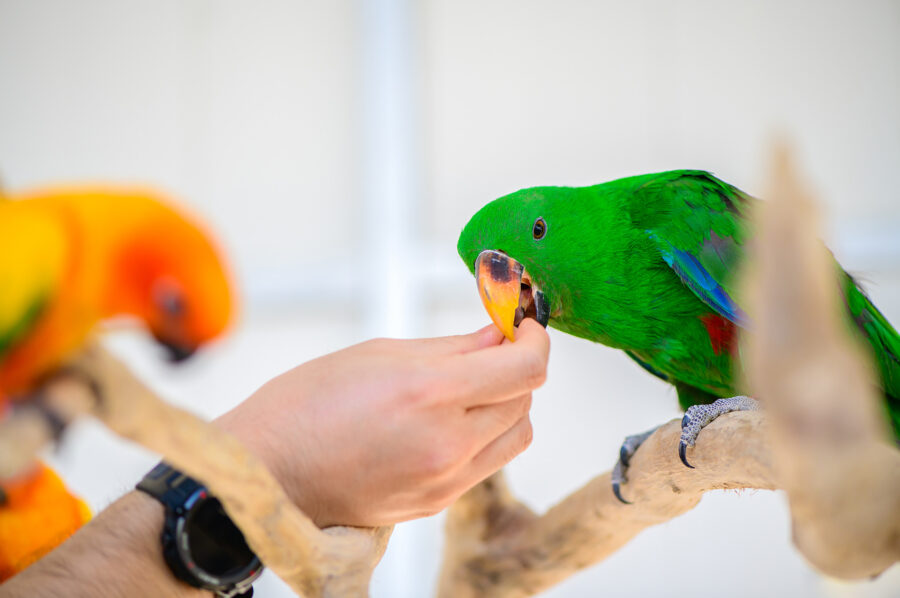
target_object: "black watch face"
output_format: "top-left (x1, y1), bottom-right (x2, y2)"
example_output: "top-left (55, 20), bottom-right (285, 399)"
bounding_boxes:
top-left (183, 497), bottom-right (259, 582)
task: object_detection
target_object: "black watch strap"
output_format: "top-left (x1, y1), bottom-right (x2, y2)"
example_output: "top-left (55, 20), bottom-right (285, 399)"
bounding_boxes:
top-left (137, 462), bottom-right (206, 510)
top-left (137, 462), bottom-right (262, 598)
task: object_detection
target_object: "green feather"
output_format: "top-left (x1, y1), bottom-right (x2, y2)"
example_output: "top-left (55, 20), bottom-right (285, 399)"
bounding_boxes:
top-left (0, 297), bottom-right (48, 360)
top-left (458, 170), bottom-right (900, 440)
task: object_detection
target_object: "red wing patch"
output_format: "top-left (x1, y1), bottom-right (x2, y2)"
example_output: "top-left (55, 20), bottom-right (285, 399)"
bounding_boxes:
top-left (700, 314), bottom-right (736, 356)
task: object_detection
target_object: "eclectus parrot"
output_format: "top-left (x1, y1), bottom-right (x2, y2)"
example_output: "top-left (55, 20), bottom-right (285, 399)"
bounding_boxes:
top-left (458, 170), bottom-right (900, 501)
top-left (0, 185), bottom-right (234, 579)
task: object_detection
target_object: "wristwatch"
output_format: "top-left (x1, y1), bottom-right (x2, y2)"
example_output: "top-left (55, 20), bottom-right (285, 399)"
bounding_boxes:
top-left (137, 462), bottom-right (264, 598)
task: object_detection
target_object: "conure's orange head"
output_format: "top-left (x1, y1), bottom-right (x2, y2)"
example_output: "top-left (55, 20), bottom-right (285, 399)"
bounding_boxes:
top-left (101, 191), bottom-right (235, 361)
top-left (28, 186), bottom-right (237, 362)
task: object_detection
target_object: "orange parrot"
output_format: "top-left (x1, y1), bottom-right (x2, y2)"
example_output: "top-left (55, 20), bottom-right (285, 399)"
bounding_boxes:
top-left (0, 185), bottom-right (234, 580)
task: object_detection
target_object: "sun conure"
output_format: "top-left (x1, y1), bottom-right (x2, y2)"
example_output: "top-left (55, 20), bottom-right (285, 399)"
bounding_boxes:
top-left (458, 170), bottom-right (900, 497)
top-left (0, 185), bottom-right (234, 580)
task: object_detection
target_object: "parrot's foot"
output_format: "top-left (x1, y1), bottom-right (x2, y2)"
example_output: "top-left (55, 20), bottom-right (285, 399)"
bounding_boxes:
top-left (611, 426), bottom-right (660, 504)
top-left (679, 395), bottom-right (759, 468)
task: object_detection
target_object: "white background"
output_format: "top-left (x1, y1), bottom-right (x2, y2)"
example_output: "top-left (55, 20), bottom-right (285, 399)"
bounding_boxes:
top-left (1, 1), bottom-right (899, 596)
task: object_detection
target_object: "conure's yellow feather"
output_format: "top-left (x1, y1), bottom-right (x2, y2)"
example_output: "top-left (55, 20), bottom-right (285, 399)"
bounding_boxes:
top-left (0, 185), bottom-right (234, 580)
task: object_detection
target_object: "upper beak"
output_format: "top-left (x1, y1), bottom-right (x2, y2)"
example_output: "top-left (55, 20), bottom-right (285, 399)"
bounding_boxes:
top-left (475, 250), bottom-right (550, 341)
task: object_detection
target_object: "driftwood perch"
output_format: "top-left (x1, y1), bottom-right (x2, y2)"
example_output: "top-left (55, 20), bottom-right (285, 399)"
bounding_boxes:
top-left (742, 145), bottom-right (900, 578)
top-left (436, 147), bottom-right (900, 596)
top-left (437, 412), bottom-right (773, 597)
top-left (0, 347), bottom-right (391, 597)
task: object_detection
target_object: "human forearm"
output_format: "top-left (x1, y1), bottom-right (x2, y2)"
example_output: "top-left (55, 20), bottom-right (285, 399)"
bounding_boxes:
top-left (0, 491), bottom-right (208, 598)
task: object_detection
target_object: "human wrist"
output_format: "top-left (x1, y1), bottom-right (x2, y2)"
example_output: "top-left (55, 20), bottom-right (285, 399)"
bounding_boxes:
top-left (118, 491), bottom-right (213, 596)
top-left (0, 491), bottom-right (210, 597)
top-left (215, 396), bottom-right (325, 525)
top-left (135, 464), bottom-right (263, 596)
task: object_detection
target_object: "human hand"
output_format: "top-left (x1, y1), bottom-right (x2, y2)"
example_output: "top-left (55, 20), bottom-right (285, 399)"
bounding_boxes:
top-left (216, 319), bottom-right (549, 528)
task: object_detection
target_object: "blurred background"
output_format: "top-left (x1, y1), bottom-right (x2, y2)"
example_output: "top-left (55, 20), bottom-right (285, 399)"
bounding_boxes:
top-left (1, 0), bottom-right (899, 596)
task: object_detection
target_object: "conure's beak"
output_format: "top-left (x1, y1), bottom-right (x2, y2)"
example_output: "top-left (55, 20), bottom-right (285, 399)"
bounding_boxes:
top-left (153, 333), bottom-right (197, 364)
top-left (163, 342), bottom-right (196, 364)
top-left (474, 250), bottom-right (550, 341)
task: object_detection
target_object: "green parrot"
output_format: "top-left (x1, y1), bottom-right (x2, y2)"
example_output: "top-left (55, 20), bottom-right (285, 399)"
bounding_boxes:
top-left (457, 170), bottom-right (900, 502)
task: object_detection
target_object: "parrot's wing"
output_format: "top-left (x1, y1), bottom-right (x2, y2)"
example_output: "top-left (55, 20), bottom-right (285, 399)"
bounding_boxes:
top-left (0, 203), bottom-right (67, 358)
top-left (651, 234), bottom-right (750, 326)
top-left (636, 171), bottom-right (755, 328)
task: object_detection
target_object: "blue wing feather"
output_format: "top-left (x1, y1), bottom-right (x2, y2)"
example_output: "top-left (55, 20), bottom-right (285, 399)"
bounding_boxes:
top-left (637, 172), bottom-right (753, 329)
top-left (657, 241), bottom-right (750, 327)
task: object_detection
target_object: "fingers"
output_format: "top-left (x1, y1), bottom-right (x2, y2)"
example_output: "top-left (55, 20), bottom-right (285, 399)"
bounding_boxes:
top-left (462, 394), bottom-right (532, 456)
top-left (418, 410), bottom-right (533, 514)
top-left (406, 324), bottom-right (504, 356)
top-left (440, 319), bottom-right (550, 407)
top-left (464, 414), bottom-right (534, 487)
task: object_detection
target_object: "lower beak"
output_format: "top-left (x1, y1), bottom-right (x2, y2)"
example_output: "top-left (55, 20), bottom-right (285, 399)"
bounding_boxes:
top-left (475, 250), bottom-right (550, 341)
top-left (154, 335), bottom-right (197, 364)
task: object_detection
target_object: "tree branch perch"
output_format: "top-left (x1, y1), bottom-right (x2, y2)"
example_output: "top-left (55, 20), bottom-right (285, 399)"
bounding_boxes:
top-left (742, 144), bottom-right (900, 578)
top-left (437, 411), bottom-right (773, 598)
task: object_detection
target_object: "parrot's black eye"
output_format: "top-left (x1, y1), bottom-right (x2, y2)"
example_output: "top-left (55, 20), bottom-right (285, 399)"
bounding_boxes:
top-left (532, 217), bottom-right (547, 240)
top-left (153, 280), bottom-right (186, 318)
top-left (160, 291), bottom-right (185, 317)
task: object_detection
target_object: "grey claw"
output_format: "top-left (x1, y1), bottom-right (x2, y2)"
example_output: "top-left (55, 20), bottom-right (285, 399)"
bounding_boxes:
top-left (679, 441), bottom-right (694, 469)
top-left (679, 396), bottom-right (759, 469)
top-left (612, 481), bottom-right (631, 504)
top-left (679, 413), bottom-right (694, 467)
top-left (611, 425), bottom-right (661, 505)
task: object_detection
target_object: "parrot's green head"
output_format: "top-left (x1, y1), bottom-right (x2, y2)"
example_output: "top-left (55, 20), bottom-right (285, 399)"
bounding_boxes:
top-left (458, 186), bottom-right (589, 340)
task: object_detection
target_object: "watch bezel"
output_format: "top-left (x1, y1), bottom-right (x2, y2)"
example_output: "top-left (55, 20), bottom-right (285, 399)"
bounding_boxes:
top-left (166, 488), bottom-right (264, 596)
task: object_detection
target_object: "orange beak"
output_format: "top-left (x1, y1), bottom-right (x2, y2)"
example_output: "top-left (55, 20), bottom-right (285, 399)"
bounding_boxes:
top-left (475, 250), bottom-right (550, 341)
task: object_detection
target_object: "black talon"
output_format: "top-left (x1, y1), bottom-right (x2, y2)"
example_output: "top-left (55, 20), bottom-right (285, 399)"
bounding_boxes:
top-left (679, 441), bottom-right (695, 469)
top-left (681, 413), bottom-right (690, 428)
top-left (29, 398), bottom-right (68, 441)
top-left (612, 481), bottom-right (631, 504)
top-left (612, 426), bottom-right (661, 505)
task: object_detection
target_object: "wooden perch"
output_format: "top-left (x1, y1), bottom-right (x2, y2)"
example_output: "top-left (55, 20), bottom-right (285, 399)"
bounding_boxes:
top-left (437, 146), bottom-right (900, 596)
top-left (741, 145), bottom-right (900, 578)
top-left (0, 346), bottom-right (391, 597)
top-left (437, 412), bottom-right (773, 598)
